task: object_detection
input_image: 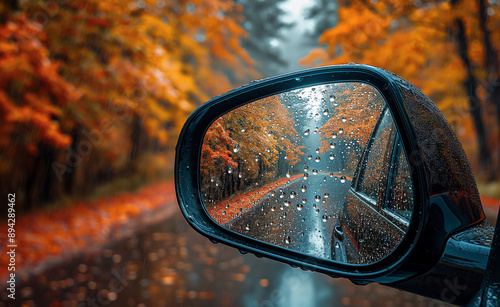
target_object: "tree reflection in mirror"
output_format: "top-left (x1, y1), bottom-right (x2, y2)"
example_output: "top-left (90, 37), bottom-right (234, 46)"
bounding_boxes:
top-left (200, 82), bottom-right (414, 264)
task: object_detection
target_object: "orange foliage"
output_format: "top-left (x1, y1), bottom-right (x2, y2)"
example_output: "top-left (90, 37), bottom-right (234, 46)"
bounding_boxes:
top-left (0, 15), bottom-right (80, 151)
top-left (300, 0), bottom-right (493, 145)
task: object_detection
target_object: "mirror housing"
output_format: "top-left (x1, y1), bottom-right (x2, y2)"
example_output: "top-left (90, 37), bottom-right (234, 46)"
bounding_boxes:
top-left (175, 64), bottom-right (485, 284)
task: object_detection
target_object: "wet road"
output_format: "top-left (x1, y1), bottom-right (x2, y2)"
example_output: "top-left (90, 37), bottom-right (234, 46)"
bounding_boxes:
top-left (2, 202), bottom-right (453, 307)
top-left (226, 175), bottom-right (351, 260)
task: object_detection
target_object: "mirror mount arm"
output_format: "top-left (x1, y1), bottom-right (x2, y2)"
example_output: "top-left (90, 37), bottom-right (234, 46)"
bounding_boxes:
top-left (466, 207), bottom-right (500, 306)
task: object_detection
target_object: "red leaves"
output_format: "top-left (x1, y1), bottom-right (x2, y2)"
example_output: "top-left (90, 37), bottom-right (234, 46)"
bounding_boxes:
top-left (0, 14), bottom-right (80, 152)
top-left (0, 181), bottom-right (176, 281)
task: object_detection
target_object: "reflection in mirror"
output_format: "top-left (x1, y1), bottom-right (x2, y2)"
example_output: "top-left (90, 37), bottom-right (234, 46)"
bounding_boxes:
top-left (200, 82), bottom-right (414, 264)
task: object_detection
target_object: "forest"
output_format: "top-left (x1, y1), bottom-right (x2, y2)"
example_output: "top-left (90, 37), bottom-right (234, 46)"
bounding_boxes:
top-left (1, 0), bottom-right (500, 214)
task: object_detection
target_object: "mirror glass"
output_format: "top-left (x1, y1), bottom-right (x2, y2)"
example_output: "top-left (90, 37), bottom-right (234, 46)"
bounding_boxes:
top-left (200, 82), bottom-right (414, 264)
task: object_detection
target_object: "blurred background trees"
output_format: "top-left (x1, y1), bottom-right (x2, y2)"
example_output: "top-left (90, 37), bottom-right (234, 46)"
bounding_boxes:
top-left (301, 0), bottom-right (500, 182)
top-left (0, 0), bottom-right (255, 212)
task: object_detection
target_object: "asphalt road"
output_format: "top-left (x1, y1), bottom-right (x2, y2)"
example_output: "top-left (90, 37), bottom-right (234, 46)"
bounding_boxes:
top-left (225, 174), bottom-right (351, 260)
top-left (1, 201), bottom-right (453, 307)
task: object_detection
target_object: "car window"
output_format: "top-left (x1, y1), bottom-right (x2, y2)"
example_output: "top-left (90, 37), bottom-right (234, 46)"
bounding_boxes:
top-left (385, 145), bottom-right (414, 220)
top-left (356, 109), bottom-right (396, 203)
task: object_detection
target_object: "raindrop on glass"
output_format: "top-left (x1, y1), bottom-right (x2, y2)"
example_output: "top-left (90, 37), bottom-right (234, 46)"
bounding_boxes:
top-left (322, 215), bottom-right (329, 222)
top-left (315, 156), bottom-right (321, 163)
top-left (301, 185), bottom-right (307, 192)
top-left (233, 145), bottom-right (240, 153)
top-left (296, 204), bottom-right (304, 211)
top-left (340, 175), bottom-right (347, 183)
top-left (315, 195), bottom-right (321, 202)
top-left (312, 169), bottom-right (318, 175)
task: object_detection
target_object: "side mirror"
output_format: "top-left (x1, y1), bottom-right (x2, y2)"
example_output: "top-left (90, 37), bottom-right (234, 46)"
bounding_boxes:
top-left (175, 65), bottom-right (489, 303)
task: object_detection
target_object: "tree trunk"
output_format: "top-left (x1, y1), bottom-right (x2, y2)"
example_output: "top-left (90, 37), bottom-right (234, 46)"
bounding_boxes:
top-left (477, 0), bottom-right (500, 176)
top-left (453, 18), bottom-right (492, 169)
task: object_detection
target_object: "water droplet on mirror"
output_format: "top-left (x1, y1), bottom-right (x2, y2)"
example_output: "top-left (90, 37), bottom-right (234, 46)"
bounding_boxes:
top-left (329, 95), bottom-right (336, 102)
top-left (322, 215), bottom-right (329, 222)
top-left (315, 195), bottom-right (321, 202)
top-left (312, 169), bottom-right (318, 175)
top-left (301, 185), bottom-right (307, 192)
top-left (315, 157), bottom-right (321, 163)
top-left (233, 145), bottom-right (240, 153)
top-left (340, 175), bottom-right (347, 183)
top-left (296, 204), bottom-right (303, 211)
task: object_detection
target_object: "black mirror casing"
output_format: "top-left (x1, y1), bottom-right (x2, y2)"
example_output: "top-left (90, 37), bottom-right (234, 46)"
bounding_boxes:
top-left (175, 64), bottom-right (485, 285)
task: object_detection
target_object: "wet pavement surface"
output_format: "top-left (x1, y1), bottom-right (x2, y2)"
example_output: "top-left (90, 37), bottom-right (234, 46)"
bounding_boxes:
top-left (226, 175), bottom-right (350, 260)
top-left (1, 201), bottom-right (453, 307)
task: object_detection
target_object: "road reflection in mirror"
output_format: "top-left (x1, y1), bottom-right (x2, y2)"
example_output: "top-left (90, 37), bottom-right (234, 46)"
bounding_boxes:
top-left (200, 82), bottom-right (414, 264)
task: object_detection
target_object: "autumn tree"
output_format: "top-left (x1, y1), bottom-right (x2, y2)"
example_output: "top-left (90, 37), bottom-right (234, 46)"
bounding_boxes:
top-left (301, 0), bottom-right (500, 179)
top-left (0, 0), bottom-right (256, 212)
top-left (201, 95), bottom-right (304, 204)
